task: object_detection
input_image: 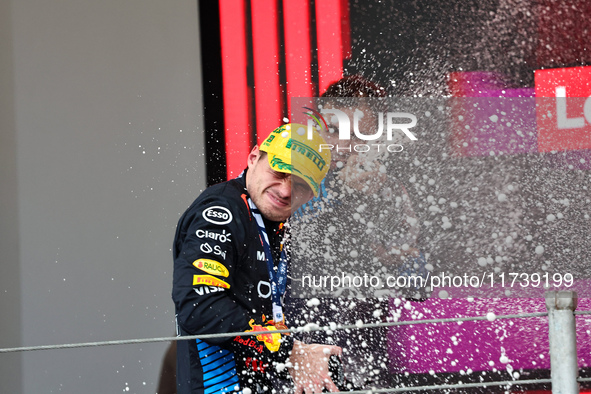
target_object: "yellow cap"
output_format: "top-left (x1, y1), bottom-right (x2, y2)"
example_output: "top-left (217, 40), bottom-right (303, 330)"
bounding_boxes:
top-left (259, 123), bottom-right (331, 197)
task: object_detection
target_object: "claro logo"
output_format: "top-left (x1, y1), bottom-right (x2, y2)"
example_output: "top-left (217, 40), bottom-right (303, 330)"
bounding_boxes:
top-left (202, 206), bottom-right (233, 225)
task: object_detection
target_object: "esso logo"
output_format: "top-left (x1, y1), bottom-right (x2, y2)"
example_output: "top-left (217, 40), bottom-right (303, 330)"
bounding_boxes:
top-left (202, 206), bottom-right (233, 225)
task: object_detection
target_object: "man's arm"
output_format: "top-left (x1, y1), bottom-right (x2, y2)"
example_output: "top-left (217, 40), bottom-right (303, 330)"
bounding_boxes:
top-left (288, 340), bottom-right (342, 394)
top-left (173, 203), bottom-right (251, 341)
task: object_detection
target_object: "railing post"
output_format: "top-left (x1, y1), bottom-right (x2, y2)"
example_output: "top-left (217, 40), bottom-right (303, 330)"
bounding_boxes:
top-left (545, 290), bottom-right (579, 394)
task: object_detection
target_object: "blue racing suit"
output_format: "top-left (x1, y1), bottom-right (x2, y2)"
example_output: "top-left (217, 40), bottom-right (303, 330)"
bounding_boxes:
top-left (173, 171), bottom-right (294, 394)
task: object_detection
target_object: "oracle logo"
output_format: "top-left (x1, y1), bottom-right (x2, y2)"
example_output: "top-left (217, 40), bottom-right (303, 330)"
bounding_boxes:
top-left (535, 66), bottom-right (591, 152)
top-left (554, 87), bottom-right (591, 129)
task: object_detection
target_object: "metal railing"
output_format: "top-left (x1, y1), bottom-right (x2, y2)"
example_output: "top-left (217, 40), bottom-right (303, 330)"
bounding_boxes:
top-left (0, 290), bottom-right (587, 393)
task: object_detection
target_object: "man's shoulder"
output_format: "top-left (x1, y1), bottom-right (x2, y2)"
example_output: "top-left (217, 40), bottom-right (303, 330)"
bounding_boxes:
top-left (201, 177), bottom-right (248, 205)
top-left (198, 178), bottom-right (245, 202)
top-left (180, 177), bottom-right (250, 224)
top-left (173, 177), bottom-right (252, 258)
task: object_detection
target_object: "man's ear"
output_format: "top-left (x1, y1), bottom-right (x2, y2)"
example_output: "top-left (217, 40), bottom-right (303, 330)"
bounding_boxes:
top-left (247, 145), bottom-right (260, 169)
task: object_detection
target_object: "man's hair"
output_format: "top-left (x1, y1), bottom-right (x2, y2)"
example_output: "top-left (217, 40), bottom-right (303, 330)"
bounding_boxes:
top-left (321, 75), bottom-right (388, 98)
